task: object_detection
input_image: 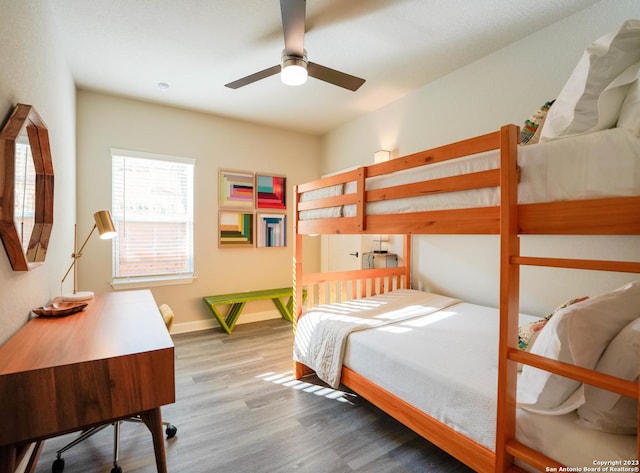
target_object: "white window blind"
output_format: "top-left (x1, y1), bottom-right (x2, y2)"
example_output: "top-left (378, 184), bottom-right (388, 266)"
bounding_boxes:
top-left (111, 149), bottom-right (194, 283)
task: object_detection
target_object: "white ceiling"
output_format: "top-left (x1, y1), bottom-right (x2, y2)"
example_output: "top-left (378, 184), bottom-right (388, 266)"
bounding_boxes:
top-left (50, 0), bottom-right (601, 135)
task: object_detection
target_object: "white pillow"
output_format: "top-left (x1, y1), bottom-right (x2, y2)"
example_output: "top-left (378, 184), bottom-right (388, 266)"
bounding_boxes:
top-left (517, 296), bottom-right (589, 372)
top-left (517, 329), bottom-right (542, 373)
top-left (518, 280), bottom-right (640, 413)
top-left (588, 60), bottom-right (640, 131)
top-left (577, 317), bottom-right (639, 434)
top-left (540, 19), bottom-right (640, 141)
top-left (618, 76), bottom-right (640, 136)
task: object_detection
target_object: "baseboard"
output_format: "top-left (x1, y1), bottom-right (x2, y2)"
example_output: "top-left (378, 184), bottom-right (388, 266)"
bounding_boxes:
top-left (170, 318), bottom-right (219, 334)
top-left (170, 310), bottom-right (282, 335)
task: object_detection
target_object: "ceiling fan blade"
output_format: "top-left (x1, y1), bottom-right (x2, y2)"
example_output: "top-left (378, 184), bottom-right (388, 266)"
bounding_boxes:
top-left (307, 62), bottom-right (365, 91)
top-left (280, 0), bottom-right (306, 56)
top-left (306, 0), bottom-right (408, 32)
top-left (225, 65), bottom-right (281, 89)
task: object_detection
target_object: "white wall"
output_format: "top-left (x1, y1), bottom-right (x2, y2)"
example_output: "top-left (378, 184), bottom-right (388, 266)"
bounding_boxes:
top-left (2, 0), bottom-right (637, 342)
top-left (75, 91), bottom-right (321, 332)
top-left (321, 0), bottom-right (640, 316)
top-left (0, 1), bottom-right (76, 344)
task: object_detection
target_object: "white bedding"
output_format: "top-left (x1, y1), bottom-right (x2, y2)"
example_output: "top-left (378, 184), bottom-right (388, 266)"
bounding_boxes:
top-left (293, 289), bottom-right (460, 388)
top-left (293, 290), bottom-right (637, 468)
top-left (344, 300), bottom-right (517, 451)
top-left (516, 409), bottom-right (637, 472)
top-left (299, 127), bottom-right (640, 220)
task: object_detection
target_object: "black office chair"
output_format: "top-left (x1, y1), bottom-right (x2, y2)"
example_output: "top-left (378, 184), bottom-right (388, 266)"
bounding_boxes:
top-left (51, 305), bottom-right (178, 473)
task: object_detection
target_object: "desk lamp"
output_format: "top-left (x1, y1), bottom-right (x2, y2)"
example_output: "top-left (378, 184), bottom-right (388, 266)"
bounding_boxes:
top-left (61, 210), bottom-right (117, 302)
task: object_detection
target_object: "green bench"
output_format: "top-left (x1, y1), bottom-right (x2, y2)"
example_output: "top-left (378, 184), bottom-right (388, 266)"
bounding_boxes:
top-left (203, 287), bottom-right (305, 334)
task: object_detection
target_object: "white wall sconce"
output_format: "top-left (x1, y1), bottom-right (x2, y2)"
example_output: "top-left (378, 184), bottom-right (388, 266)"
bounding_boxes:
top-left (374, 150), bottom-right (391, 164)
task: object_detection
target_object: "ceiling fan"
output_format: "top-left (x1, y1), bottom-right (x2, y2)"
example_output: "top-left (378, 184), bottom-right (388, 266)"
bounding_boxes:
top-left (225, 0), bottom-right (366, 91)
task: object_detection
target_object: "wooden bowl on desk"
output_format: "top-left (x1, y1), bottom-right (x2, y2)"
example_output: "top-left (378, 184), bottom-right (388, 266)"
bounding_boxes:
top-left (32, 299), bottom-right (89, 317)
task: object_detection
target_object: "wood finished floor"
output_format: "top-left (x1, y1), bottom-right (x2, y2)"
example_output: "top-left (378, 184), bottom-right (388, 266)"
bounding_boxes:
top-left (34, 319), bottom-right (475, 473)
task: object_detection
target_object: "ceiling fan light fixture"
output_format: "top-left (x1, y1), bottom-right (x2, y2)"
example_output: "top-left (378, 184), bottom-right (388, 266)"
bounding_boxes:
top-left (225, 2), bottom-right (365, 92)
top-left (281, 50), bottom-right (308, 86)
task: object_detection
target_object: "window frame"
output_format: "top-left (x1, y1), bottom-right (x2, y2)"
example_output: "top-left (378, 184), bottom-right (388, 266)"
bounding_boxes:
top-left (110, 148), bottom-right (195, 290)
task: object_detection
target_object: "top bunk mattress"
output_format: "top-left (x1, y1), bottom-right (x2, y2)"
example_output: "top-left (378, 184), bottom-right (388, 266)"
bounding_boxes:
top-left (299, 127), bottom-right (640, 220)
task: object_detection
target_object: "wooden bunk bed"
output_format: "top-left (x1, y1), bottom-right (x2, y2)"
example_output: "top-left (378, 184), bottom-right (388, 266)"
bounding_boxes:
top-left (291, 124), bottom-right (640, 473)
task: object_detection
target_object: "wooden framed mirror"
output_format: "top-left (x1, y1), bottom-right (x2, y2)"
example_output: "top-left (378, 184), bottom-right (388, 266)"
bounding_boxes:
top-left (0, 104), bottom-right (54, 271)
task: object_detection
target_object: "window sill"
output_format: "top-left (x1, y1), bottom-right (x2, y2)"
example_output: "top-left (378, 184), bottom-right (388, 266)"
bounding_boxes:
top-left (111, 274), bottom-right (195, 290)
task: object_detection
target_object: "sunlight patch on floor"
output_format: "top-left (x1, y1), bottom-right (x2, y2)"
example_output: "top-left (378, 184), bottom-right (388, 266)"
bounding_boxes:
top-left (256, 371), bottom-right (354, 403)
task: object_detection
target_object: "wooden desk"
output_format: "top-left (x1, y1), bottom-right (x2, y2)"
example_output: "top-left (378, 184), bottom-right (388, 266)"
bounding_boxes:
top-left (0, 290), bottom-right (175, 473)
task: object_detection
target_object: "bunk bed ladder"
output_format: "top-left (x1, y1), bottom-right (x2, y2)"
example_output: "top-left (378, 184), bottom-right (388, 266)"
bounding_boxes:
top-left (495, 125), bottom-right (640, 472)
top-left (501, 256), bottom-right (640, 473)
top-left (496, 123), bottom-right (523, 472)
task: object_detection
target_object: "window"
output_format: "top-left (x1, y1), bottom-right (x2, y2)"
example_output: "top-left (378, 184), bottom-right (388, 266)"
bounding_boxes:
top-left (111, 149), bottom-right (194, 287)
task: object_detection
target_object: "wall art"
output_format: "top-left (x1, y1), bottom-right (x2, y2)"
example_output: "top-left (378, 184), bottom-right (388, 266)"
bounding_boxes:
top-left (219, 170), bottom-right (254, 208)
top-left (257, 213), bottom-right (286, 248)
top-left (256, 174), bottom-right (286, 210)
top-left (219, 211), bottom-right (254, 247)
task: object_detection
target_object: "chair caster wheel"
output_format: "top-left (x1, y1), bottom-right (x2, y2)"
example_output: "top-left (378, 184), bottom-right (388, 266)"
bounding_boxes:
top-left (111, 465), bottom-right (122, 473)
top-left (166, 424), bottom-right (177, 438)
top-left (52, 457), bottom-right (65, 473)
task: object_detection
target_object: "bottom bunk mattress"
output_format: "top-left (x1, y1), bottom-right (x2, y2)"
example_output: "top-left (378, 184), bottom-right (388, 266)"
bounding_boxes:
top-left (293, 289), bottom-right (637, 469)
